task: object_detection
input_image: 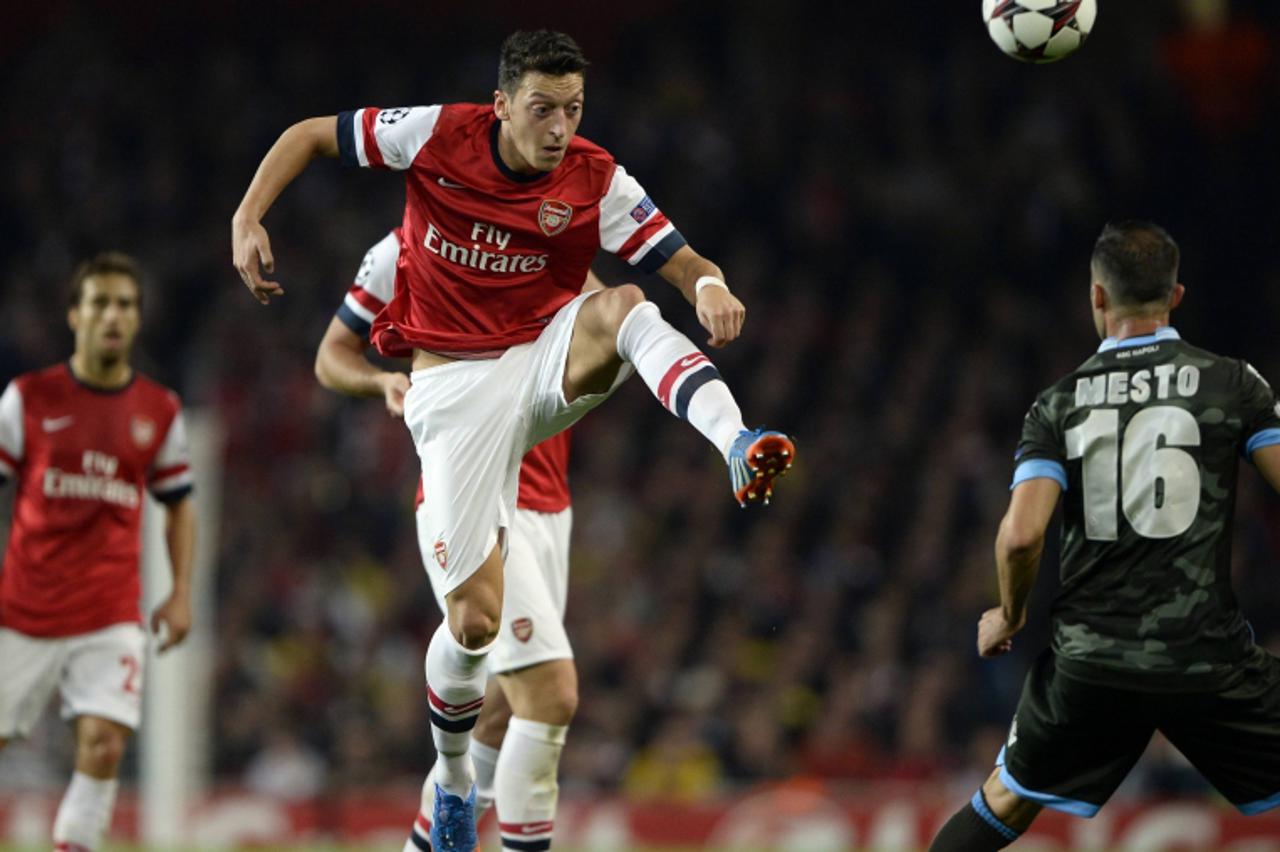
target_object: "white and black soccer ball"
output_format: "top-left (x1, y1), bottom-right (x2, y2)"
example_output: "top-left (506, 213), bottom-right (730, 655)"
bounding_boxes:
top-left (983, 0), bottom-right (1097, 64)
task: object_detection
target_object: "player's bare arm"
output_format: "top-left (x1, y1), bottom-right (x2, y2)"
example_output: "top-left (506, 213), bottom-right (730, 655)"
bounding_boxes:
top-left (315, 317), bottom-right (410, 416)
top-left (151, 494), bottom-right (196, 653)
top-left (232, 116), bottom-right (339, 304)
top-left (657, 244), bottom-right (745, 349)
top-left (1253, 444), bottom-right (1280, 494)
top-left (980, 477), bottom-right (1061, 657)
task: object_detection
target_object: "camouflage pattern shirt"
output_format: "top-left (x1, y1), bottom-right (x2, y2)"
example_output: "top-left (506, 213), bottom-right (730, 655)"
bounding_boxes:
top-left (1013, 327), bottom-right (1280, 691)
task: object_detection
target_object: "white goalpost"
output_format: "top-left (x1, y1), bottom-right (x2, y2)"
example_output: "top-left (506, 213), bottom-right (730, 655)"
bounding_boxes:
top-left (139, 409), bottom-right (223, 847)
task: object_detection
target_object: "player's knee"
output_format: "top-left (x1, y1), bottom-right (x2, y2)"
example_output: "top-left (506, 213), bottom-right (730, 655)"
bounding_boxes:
top-left (543, 680), bottom-right (578, 725)
top-left (594, 283), bottom-right (646, 332)
top-left (454, 608), bottom-right (500, 649)
top-left (79, 726), bottom-right (128, 775)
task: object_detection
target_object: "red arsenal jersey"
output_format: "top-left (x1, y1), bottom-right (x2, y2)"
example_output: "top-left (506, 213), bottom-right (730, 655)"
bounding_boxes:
top-left (0, 364), bottom-right (194, 637)
top-left (336, 103), bottom-right (686, 357)
top-left (338, 230), bottom-right (571, 513)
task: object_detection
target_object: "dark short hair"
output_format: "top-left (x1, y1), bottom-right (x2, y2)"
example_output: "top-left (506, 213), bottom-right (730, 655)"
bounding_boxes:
top-left (70, 251), bottom-right (143, 308)
top-left (498, 30), bottom-right (588, 94)
top-left (1090, 220), bottom-right (1180, 308)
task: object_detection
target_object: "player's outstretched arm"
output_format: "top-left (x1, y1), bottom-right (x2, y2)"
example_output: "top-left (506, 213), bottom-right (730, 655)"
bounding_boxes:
top-left (152, 495), bottom-right (196, 653)
top-left (656, 245), bottom-right (745, 349)
top-left (979, 478), bottom-right (1061, 657)
top-left (1253, 445), bottom-right (1280, 494)
top-left (232, 116), bottom-right (339, 304)
top-left (315, 317), bottom-right (409, 417)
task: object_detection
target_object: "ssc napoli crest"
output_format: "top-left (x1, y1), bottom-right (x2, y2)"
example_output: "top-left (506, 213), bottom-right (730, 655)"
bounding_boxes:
top-left (511, 617), bottom-right (534, 643)
top-left (130, 415), bottom-right (156, 449)
top-left (537, 199), bottom-right (573, 237)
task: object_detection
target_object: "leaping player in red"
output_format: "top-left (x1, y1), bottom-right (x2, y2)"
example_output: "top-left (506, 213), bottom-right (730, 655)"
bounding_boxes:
top-left (316, 229), bottom-right (605, 852)
top-left (0, 252), bottom-right (197, 852)
top-left (233, 30), bottom-right (794, 850)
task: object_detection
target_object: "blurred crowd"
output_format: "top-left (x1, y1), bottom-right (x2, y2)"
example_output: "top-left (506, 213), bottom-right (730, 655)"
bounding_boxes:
top-left (3, 0), bottom-right (1280, 804)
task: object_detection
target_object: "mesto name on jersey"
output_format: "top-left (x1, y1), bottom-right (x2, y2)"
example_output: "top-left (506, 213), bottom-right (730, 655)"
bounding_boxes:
top-left (424, 220), bottom-right (549, 275)
top-left (42, 450), bottom-right (140, 509)
top-left (1075, 365), bottom-right (1201, 407)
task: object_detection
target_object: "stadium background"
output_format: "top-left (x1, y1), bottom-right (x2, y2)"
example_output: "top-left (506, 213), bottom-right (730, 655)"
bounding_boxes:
top-left (2, 0), bottom-right (1280, 848)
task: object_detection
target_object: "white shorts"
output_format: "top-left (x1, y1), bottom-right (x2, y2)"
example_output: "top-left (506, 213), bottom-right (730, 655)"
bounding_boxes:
top-left (0, 623), bottom-right (146, 738)
top-left (418, 504), bottom-right (573, 674)
top-left (404, 290), bottom-right (626, 597)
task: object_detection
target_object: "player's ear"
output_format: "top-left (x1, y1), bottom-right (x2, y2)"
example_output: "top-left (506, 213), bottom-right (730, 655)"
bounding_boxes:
top-left (67, 306), bottom-right (79, 333)
top-left (493, 89), bottom-right (510, 121)
top-left (1169, 282), bottom-right (1186, 310)
top-left (1090, 281), bottom-right (1107, 311)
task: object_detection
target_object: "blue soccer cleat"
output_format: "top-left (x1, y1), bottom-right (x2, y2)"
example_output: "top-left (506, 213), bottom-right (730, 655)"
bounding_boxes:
top-left (428, 783), bottom-right (479, 852)
top-left (728, 428), bottom-right (796, 506)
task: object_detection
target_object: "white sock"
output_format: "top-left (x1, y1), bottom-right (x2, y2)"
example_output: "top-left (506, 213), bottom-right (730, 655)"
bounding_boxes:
top-left (403, 771), bottom-right (435, 852)
top-left (53, 771), bottom-right (118, 852)
top-left (495, 717), bottom-right (567, 851)
top-left (471, 737), bottom-right (501, 819)
top-left (425, 622), bottom-right (492, 797)
top-left (615, 301), bottom-right (745, 459)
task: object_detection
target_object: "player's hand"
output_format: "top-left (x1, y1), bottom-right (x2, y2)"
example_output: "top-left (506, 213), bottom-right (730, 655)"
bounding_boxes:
top-left (232, 215), bottom-right (284, 305)
top-left (379, 371), bottom-right (411, 417)
top-left (977, 607), bottom-right (1021, 657)
top-left (695, 286), bottom-right (746, 348)
top-left (151, 593), bottom-right (192, 653)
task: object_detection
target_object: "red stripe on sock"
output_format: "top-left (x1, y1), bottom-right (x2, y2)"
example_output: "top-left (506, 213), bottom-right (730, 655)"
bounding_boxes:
top-left (499, 820), bottom-right (555, 835)
top-left (656, 354), bottom-right (708, 409)
top-left (426, 686), bottom-right (485, 716)
top-left (416, 810), bottom-right (432, 833)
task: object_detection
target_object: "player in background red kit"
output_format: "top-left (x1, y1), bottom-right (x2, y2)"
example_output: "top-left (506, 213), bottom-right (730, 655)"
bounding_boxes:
top-left (233, 31), bottom-right (794, 850)
top-left (0, 252), bottom-right (197, 852)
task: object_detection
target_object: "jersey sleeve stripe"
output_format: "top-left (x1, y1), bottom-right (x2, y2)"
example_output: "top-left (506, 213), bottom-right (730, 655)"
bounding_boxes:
top-left (153, 483), bottom-right (194, 505)
top-left (1246, 427), bottom-right (1280, 457)
top-left (347, 284), bottom-right (386, 316)
top-left (361, 109), bottom-right (385, 168)
top-left (1010, 459), bottom-right (1068, 491)
top-left (337, 111), bottom-right (359, 167)
top-left (618, 217), bottom-right (673, 262)
top-left (634, 228), bottom-right (688, 274)
top-left (149, 463), bottom-right (189, 483)
top-left (150, 470), bottom-right (194, 497)
top-left (336, 303), bottom-right (372, 337)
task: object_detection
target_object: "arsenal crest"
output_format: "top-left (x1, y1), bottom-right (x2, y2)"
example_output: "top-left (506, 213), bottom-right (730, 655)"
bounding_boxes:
top-left (433, 540), bottom-right (448, 570)
top-left (130, 416), bottom-right (156, 449)
top-left (537, 199), bottom-right (573, 237)
top-left (511, 617), bottom-right (533, 643)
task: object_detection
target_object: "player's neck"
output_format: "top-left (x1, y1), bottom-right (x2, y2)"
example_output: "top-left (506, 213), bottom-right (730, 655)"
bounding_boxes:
top-left (495, 124), bottom-right (538, 175)
top-left (1106, 315), bottom-right (1169, 342)
top-left (70, 353), bottom-right (133, 390)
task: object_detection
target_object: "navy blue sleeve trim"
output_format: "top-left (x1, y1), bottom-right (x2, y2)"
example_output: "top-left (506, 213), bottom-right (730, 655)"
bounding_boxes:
top-left (636, 229), bottom-right (688, 274)
top-left (336, 303), bottom-right (372, 338)
top-left (336, 111), bottom-right (357, 167)
top-left (153, 484), bottom-right (194, 505)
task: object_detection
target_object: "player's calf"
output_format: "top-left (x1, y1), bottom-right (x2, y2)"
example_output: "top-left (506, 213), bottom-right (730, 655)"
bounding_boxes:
top-left (929, 772), bottom-right (1040, 851)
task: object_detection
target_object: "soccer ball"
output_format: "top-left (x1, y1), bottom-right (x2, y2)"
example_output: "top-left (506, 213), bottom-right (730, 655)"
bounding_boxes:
top-left (983, 0), bottom-right (1097, 64)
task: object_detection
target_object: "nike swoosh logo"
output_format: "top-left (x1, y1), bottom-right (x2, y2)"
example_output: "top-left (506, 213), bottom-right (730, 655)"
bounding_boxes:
top-left (42, 416), bottom-right (74, 433)
top-left (679, 355), bottom-right (706, 368)
top-left (437, 177), bottom-right (466, 189)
